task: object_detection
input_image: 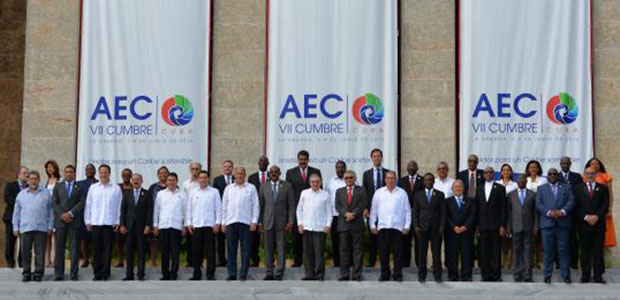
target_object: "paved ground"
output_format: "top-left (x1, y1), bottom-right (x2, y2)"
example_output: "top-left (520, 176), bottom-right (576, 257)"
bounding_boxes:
top-left (1, 267), bottom-right (619, 299)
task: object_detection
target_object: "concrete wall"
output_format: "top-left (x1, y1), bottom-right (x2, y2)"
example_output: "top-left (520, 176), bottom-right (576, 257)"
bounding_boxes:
top-left (14, 0), bottom-right (620, 265)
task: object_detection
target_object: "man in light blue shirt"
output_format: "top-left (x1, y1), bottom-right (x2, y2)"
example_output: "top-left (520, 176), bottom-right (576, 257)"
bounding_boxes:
top-left (12, 170), bottom-right (53, 282)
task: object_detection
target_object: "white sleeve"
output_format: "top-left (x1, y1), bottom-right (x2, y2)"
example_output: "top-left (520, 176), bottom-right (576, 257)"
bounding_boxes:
top-left (153, 193), bottom-right (161, 228)
top-left (325, 193), bottom-right (333, 228)
top-left (185, 191), bottom-right (193, 227)
top-left (221, 187), bottom-right (229, 226)
top-left (251, 186), bottom-right (259, 224)
top-left (296, 191), bottom-right (305, 226)
top-left (369, 192), bottom-right (379, 229)
top-left (214, 190), bottom-right (222, 225)
top-left (84, 185), bottom-right (93, 225)
top-left (404, 194), bottom-right (412, 230)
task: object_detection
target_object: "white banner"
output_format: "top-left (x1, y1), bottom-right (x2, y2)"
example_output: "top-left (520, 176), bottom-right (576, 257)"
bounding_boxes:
top-left (459, 0), bottom-right (593, 174)
top-left (266, 0), bottom-right (398, 180)
top-left (77, 0), bottom-right (211, 184)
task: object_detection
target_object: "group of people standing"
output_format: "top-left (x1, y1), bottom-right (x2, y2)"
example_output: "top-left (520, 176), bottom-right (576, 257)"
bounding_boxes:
top-left (3, 150), bottom-right (615, 284)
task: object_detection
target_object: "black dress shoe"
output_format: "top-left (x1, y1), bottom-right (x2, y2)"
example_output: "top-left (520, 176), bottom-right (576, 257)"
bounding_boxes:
top-left (523, 278), bottom-right (533, 283)
top-left (137, 276), bottom-right (145, 281)
top-left (160, 276), bottom-right (170, 281)
top-left (189, 276), bottom-right (201, 281)
top-left (22, 275), bottom-right (31, 282)
top-left (393, 276), bottom-right (403, 282)
top-left (379, 276), bottom-right (389, 282)
top-left (206, 276), bottom-right (215, 281)
top-left (434, 277), bottom-right (442, 283)
top-left (544, 277), bottom-right (552, 284)
top-left (316, 277), bottom-right (324, 281)
top-left (32, 276), bottom-right (42, 282)
top-left (8, 263), bottom-right (15, 269)
top-left (594, 278), bottom-right (607, 284)
top-left (122, 277), bottom-right (134, 281)
top-left (226, 276), bottom-right (237, 281)
top-left (580, 277), bottom-right (590, 283)
top-left (418, 277), bottom-right (426, 283)
top-left (353, 277), bottom-right (362, 282)
top-left (301, 276), bottom-right (315, 281)
top-left (92, 277), bottom-right (102, 281)
top-left (338, 277), bottom-right (350, 281)
top-left (239, 276), bottom-right (247, 281)
top-left (54, 276), bottom-right (64, 281)
top-left (263, 275), bottom-right (274, 281)
top-left (564, 277), bottom-right (572, 284)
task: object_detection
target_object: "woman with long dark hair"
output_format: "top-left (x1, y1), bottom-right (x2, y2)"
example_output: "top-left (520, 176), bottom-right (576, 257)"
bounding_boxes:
top-left (44, 160), bottom-right (61, 268)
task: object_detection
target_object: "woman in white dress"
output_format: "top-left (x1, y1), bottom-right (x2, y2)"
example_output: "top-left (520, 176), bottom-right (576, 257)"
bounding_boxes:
top-left (524, 160), bottom-right (546, 269)
top-left (44, 159), bottom-right (61, 268)
top-left (496, 163), bottom-right (517, 268)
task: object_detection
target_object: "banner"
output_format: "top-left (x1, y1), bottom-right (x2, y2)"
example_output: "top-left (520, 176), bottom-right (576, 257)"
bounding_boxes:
top-left (266, 0), bottom-right (399, 180)
top-left (77, 0), bottom-right (211, 184)
top-left (459, 0), bottom-right (593, 174)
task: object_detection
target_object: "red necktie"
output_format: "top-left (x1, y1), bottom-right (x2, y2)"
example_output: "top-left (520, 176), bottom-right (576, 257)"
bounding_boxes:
top-left (589, 183), bottom-right (593, 199)
top-left (260, 172), bottom-right (265, 184)
top-left (301, 168), bottom-right (307, 183)
top-left (347, 187), bottom-right (352, 205)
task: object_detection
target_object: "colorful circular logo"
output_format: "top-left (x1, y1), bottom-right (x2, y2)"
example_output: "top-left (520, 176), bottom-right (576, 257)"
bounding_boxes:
top-left (352, 93), bottom-right (384, 125)
top-left (161, 95), bottom-right (194, 126)
top-left (546, 92), bottom-right (578, 125)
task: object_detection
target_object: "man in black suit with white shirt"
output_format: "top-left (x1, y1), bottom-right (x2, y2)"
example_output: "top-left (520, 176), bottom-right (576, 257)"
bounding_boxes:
top-left (398, 160), bottom-right (423, 268)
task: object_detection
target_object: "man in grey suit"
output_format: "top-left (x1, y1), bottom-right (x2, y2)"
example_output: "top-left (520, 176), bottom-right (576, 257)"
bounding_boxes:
top-left (259, 166), bottom-right (295, 281)
top-left (336, 170), bottom-right (367, 281)
top-left (536, 168), bottom-right (575, 284)
top-left (507, 174), bottom-right (538, 282)
top-left (52, 165), bottom-right (85, 281)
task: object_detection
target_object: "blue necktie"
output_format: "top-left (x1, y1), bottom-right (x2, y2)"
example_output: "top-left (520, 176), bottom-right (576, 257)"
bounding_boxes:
top-left (519, 190), bottom-right (525, 206)
top-left (426, 190), bottom-right (432, 203)
top-left (66, 182), bottom-right (72, 196)
top-left (375, 168), bottom-right (381, 190)
top-left (457, 197), bottom-right (462, 210)
top-left (134, 190), bottom-right (140, 205)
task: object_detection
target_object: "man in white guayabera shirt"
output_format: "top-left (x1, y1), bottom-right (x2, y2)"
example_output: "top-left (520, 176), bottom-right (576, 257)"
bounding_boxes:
top-left (187, 170), bottom-right (221, 281)
top-left (84, 164), bottom-right (122, 281)
top-left (369, 171), bottom-right (411, 282)
top-left (296, 174), bottom-right (332, 281)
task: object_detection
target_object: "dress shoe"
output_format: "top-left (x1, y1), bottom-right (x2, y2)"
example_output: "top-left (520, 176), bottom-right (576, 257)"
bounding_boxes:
top-left (226, 276), bottom-right (237, 281)
top-left (137, 276), bottom-right (145, 281)
top-left (316, 277), bottom-right (324, 281)
top-left (594, 278), bottom-right (607, 284)
top-left (301, 276), bottom-right (315, 281)
top-left (338, 277), bottom-right (350, 281)
top-left (564, 277), bottom-right (572, 284)
top-left (379, 276), bottom-right (390, 282)
top-left (462, 277), bottom-right (473, 282)
top-left (189, 276), bottom-right (201, 281)
top-left (580, 277), bottom-right (590, 283)
top-left (102, 276), bottom-right (109, 281)
top-left (170, 274), bottom-right (178, 281)
top-left (206, 276), bottom-right (215, 281)
top-left (54, 276), bottom-right (64, 281)
top-left (22, 275), bottom-right (31, 282)
top-left (159, 276), bottom-right (170, 281)
top-left (239, 276), bottom-right (247, 281)
top-left (122, 277), bottom-right (134, 281)
top-left (92, 277), bottom-right (102, 281)
top-left (353, 277), bottom-right (362, 282)
top-left (274, 275), bottom-right (283, 281)
top-left (7, 263), bottom-right (15, 269)
top-left (263, 275), bottom-right (274, 281)
top-left (523, 278), bottom-right (533, 283)
top-left (393, 276), bottom-right (403, 282)
top-left (544, 277), bottom-right (551, 284)
top-left (33, 276), bottom-right (42, 282)
top-left (434, 277), bottom-right (442, 283)
top-left (418, 277), bottom-right (426, 283)
top-left (291, 263), bottom-right (302, 268)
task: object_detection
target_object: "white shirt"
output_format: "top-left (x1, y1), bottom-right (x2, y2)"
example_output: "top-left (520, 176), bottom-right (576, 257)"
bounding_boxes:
top-left (296, 188), bottom-right (332, 232)
top-left (221, 182), bottom-right (259, 226)
top-left (369, 186), bottom-right (411, 232)
top-left (182, 178), bottom-right (200, 195)
top-left (326, 176), bottom-right (347, 216)
top-left (153, 188), bottom-right (187, 230)
top-left (484, 181), bottom-right (494, 202)
top-left (496, 179), bottom-right (518, 195)
top-left (186, 186), bottom-right (221, 228)
top-left (84, 182), bottom-right (122, 226)
top-left (526, 176), bottom-right (548, 192)
top-left (434, 177), bottom-right (455, 198)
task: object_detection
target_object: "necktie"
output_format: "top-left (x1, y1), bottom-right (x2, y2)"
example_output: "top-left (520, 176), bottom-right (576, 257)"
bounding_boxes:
top-left (588, 183), bottom-right (593, 199)
top-left (519, 190), bottom-right (525, 206)
top-left (426, 190), bottom-right (432, 203)
top-left (565, 173), bottom-right (569, 182)
top-left (457, 197), bottom-right (462, 210)
top-left (552, 185), bottom-right (558, 198)
top-left (375, 168), bottom-right (381, 190)
top-left (272, 183), bottom-right (278, 200)
top-left (66, 182), bottom-right (72, 196)
top-left (409, 176), bottom-right (414, 193)
top-left (301, 168), bottom-right (307, 183)
top-left (260, 172), bottom-right (266, 184)
top-left (134, 190), bottom-right (140, 205)
top-left (347, 187), bottom-right (352, 205)
top-left (468, 172), bottom-right (476, 198)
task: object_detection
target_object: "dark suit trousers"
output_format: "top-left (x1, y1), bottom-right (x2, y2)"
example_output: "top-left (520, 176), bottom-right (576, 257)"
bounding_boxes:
top-left (339, 230), bottom-right (364, 279)
top-left (292, 221), bottom-right (304, 265)
top-left (541, 227), bottom-right (570, 278)
top-left (92, 225), bottom-right (113, 279)
top-left (330, 216), bottom-right (340, 266)
top-left (226, 223), bottom-right (251, 278)
top-left (445, 231), bottom-right (473, 280)
top-left (125, 226), bottom-right (147, 279)
top-left (570, 216), bottom-right (580, 267)
top-left (264, 227), bottom-right (286, 277)
top-left (479, 230), bottom-right (502, 281)
top-left (511, 231), bottom-right (534, 280)
top-left (250, 230), bottom-right (261, 265)
top-left (367, 222), bottom-right (378, 265)
top-left (159, 228), bottom-right (181, 278)
top-left (418, 229), bottom-right (442, 279)
top-left (183, 235), bottom-right (193, 267)
top-left (303, 231), bottom-right (326, 279)
top-left (4, 221), bottom-right (20, 267)
top-left (21, 231), bottom-right (46, 277)
top-left (580, 228), bottom-right (605, 280)
top-left (216, 231), bottom-right (227, 265)
top-left (54, 225), bottom-right (81, 278)
top-left (192, 227), bottom-right (215, 278)
top-left (402, 223), bottom-right (416, 267)
top-left (378, 229), bottom-right (403, 279)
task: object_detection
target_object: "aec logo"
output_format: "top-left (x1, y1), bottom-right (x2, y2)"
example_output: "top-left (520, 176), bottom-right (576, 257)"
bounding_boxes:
top-left (352, 93), bottom-right (384, 125)
top-left (546, 93), bottom-right (578, 125)
top-left (161, 95), bottom-right (194, 126)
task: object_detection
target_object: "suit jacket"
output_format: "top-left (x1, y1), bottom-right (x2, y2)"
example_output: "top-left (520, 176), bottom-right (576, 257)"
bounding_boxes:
top-left (398, 174), bottom-right (424, 208)
top-left (574, 182), bottom-right (609, 233)
top-left (362, 167), bottom-right (391, 210)
top-left (120, 188), bottom-right (153, 232)
top-left (52, 180), bottom-right (86, 228)
top-left (248, 171), bottom-right (268, 194)
top-left (335, 185), bottom-right (367, 232)
top-left (258, 180), bottom-right (295, 231)
top-left (535, 183), bottom-right (575, 229)
top-left (475, 182), bottom-right (507, 231)
top-left (457, 169), bottom-right (484, 195)
top-left (212, 174), bottom-right (234, 198)
top-left (3, 181), bottom-right (25, 222)
top-left (412, 189), bottom-right (446, 232)
top-left (558, 171), bottom-right (584, 187)
top-left (285, 166), bottom-right (322, 208)
top-left (506, 188), bottom-right (538, 233)
top-left (445, 195), bottom-right (475, 231)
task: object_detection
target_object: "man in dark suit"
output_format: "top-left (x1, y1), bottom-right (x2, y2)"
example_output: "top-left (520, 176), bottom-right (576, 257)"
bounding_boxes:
top-left (398, 160), bottom-right (423, 268)
top-left (212, 159), bottom-right (234, 266)
top-left (362, 148), bottom-right (391, 267)
top-left (336, 170), bottom-right (367, 281)
top-left (457, 154), bottom-right (484, 199)
top-left (475, 166), bottom-right (507, 282)
top-left (444, 180), bottom-right (475, 281)
top-left (575, 168), bottom-right (609, 284)
top-left (52, 165), bottom-right (85, 281)
top-left (558, 156), bottom-right (584, 269)
top-left (536, 168), bottom-right (575, 284)
top-left (119, 173), bottom-right (153, 281)
top-left (3, 166), bottom-right (28, 268)
top-left (413, 173), bottom-right (446, 282)
top-left (285, 150), bottom-right (321, 267)
top-left (259, 166), bottom-right (295, 280)
top-left (507, 174), bottom-right (538, 282)
top-left (248, 155), bottom-right (269, 267)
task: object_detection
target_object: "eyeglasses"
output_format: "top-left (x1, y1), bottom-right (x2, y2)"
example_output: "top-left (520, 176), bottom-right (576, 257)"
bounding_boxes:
top-left (548, 173), bottom-right (559, 176)
top-left (344, 176), bottom-right (354, 179)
